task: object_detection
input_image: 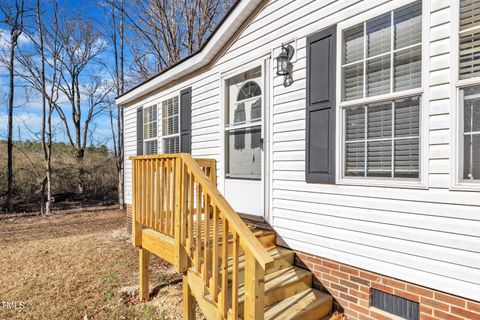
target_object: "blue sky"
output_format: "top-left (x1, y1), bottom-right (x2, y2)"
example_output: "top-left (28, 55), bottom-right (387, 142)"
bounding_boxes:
top-left (0, 0), bottom-right (122, 148)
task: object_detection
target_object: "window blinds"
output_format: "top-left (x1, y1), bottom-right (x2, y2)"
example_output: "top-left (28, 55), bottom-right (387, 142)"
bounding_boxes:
top-left (344, 97), bottom-right (420, 178)
top-left (460, 0), bottom-right (480, 79)
top-left (145, 140), bottom-right (158, 155)
top-left (367, 104), bottom-right (393, 177)
top-left (162, 96), bottom-right (179, 136)
top-left (367, 13), bottom-right (391, 57)
top-left (161, 96), bottom-right (180, 154)
top-left (164, 137), bottom-right (180, 154)
top-left (460, 0), bottom-right (480, 31)
top-left (342, 1), bottom-right (422, 101)
top-left (143, 106), bottom-right (157, 140)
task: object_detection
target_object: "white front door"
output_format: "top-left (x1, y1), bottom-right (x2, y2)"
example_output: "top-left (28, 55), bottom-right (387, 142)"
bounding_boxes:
top-left (223, 64), bottom-right (266, 217)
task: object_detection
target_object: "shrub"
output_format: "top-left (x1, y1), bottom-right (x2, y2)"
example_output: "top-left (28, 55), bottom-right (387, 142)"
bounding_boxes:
top-left (0, 140), bottom-right (118, 211)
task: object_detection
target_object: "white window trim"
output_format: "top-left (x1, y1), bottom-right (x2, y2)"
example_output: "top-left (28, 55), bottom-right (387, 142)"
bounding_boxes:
top-left (451, 0), bottom-right (480, 191)
top-left (335, 0), bottom-right (430, 189)
top-left (143, 103), bottom-right (159, 155)
top-left (160, 94), bottom-right (181, 154)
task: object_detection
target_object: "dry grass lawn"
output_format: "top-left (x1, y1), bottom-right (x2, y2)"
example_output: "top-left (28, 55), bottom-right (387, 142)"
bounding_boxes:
top-left (0, 208), bottom-right (204, 320)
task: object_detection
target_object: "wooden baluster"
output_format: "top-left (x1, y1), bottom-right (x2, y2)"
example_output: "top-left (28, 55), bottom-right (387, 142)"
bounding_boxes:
top-left (171, 159), bottom-right (176, 236)
top-left (182, 164), bottom-right (189, 248)
top-left (150, 159), bottom-right (155, 228)
top-left (195, 183), bottom-right (202, 271)
top-left (145, 160), bottom-right (149, 227)
top-left (150, 160), bottom-right (155, 228)
top-left (165, 159), bottom-right (171, 235)
top-left (160, 159), bottom-right (165, 232)
top-left (145, 160), bottom-right (149, 228)
top-left (141, 160), bottom-right (147, 225)
top-left (220, 216), bottom-right (229, 318)
top-left (188, 173), bottom-right (194, 256)
top-left (174, 157), bottom-right (186, 272)
top-left (138, 160), bottom-right (141, 225)
top-left (155, 159), bottom-right (160, 230)
top-left (204, 193), bottom-right (210, 283)
top-left (232, 232), bottom-right (239, 320)
top-left (170, 159), bottom-right (174, 236)
top-left (211, 205), bottom-right (219, 302)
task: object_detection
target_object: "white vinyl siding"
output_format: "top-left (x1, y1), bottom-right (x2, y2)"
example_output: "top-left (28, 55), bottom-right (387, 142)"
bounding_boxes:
top-left (122, 0), bottom-right (480, 302)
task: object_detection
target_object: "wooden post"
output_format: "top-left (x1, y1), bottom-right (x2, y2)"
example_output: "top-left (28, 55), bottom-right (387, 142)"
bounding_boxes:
top-left (132, 160), bottom-right (142, 247)
top-left (183, 273), bottom-right (196, 320)
top-left (139, 248), bottom-right (149, 301)
top-left (243, 251), bottom-right (265, 320)
top-left (174, 157), bottom-right (187, 272)
top-left (210, 159), bottom-right (217, 186)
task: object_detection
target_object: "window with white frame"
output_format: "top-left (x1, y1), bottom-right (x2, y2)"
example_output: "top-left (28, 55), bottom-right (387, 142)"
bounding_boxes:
top-left (143, 105), bottom-right (158, 155)
top-left (162, 96), bottom-right (180, 154)
top-left (341, 1), bottom-right (422, 179)
top-left (458, 0), bottom-right (480, 181)
top-left (225, 67), bottom-right (262, 179)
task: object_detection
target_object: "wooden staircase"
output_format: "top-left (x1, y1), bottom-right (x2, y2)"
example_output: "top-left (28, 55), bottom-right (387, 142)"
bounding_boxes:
top-left (129, 154), bottom-right (333, 320)
top-left (229, 227), bottom-right (332, 320)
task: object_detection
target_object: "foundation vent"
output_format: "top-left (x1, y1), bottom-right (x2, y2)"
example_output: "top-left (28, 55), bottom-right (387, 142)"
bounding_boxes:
top-left (371, 288), bottom-right (419, 320)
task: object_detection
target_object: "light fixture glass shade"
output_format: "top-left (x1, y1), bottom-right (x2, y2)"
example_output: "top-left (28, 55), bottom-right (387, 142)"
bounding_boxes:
top-left (276, 48), bottom-right (289, 76)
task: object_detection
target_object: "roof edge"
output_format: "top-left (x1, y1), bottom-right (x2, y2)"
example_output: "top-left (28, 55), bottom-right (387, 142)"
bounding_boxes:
top-left (116, 0), bottom-right (260, 106)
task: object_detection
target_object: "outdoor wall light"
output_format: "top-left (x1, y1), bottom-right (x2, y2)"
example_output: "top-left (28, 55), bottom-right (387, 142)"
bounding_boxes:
top-left (276, 44), bottom-right (295, 86)
top-left (276, 44), bottom-right (294, 76)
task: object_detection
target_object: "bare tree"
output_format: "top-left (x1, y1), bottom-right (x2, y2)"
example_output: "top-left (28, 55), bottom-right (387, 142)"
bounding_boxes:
top-left (55, 16), bottom-right (106, 159)
top-left (103, 0), bottom-right (126, 208)
top-left (15, 0), bottom-right (62, 214)
top-left (0, 0), bottom-right (26, 211)
top-left (120, 0), bottom-right (235, 81)
top-left (36, 0), bottom-right (48, 215)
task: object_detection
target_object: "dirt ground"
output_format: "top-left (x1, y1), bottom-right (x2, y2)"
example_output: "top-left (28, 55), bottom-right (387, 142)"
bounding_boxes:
top-left (0, 207), bottom-right (204, 320)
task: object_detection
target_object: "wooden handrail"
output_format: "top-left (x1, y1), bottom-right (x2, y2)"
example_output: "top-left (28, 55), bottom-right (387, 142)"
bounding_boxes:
top-left (180, 154), bottom-right (273, 269)
top-left (130, 153), bottom-right (273, 319)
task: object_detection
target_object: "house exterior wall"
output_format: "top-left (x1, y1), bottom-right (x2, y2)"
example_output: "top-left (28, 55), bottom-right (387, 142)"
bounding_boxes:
top-left (295, 251), bottom-right (480, 320)
top-left (122, 0), bottom-right (480, 306)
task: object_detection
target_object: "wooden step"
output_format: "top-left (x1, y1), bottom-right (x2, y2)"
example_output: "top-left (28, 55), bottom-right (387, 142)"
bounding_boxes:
top-left (262, 266), bottom-right (313, 306)
top-left (252, 228), bottom-right (276, 248)
top-left (237, 266), bottom-right (313, 315)
top-left (264, 288), bottom-right (333, 320)
top-left (227, 246), bottom-right (294, 282)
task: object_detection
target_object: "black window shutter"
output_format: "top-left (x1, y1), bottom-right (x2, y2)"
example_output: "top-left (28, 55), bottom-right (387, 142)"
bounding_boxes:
top-left (136, 107), bottom-right (143, 155)
top-left (306, 25), bottom-right (337, 184)
top-left (180, 87), bottom-right (192, 153)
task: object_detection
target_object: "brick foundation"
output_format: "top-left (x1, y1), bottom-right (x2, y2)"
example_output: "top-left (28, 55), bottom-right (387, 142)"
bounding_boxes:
top-left (295, 251), bottom-right (480, 320)
top-left (126, 204), bottom-right (132, 235)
